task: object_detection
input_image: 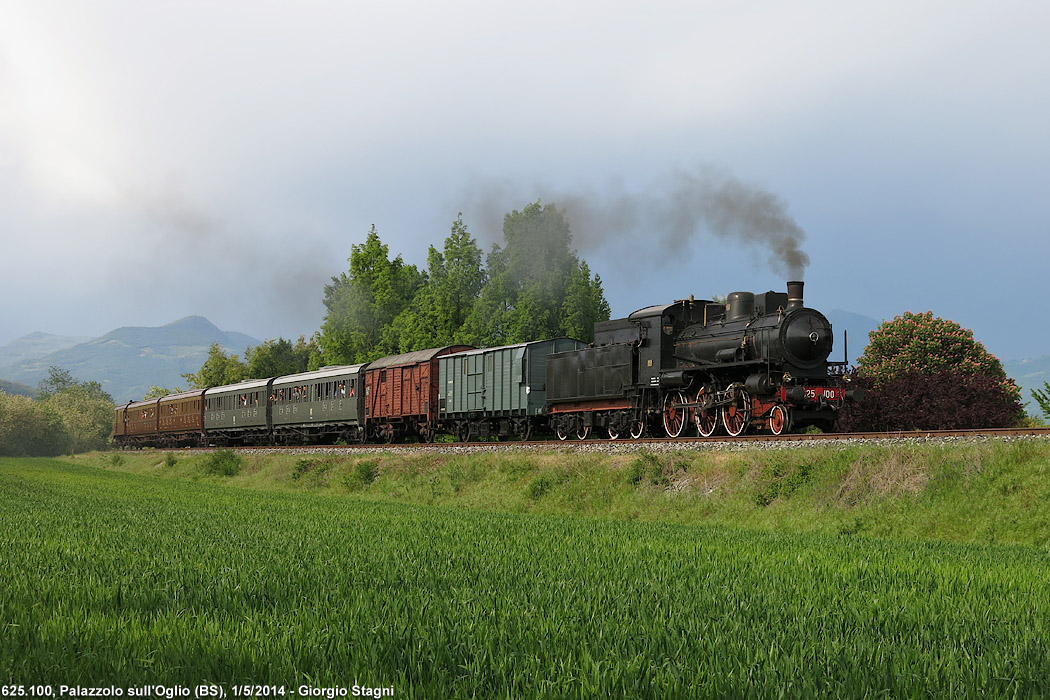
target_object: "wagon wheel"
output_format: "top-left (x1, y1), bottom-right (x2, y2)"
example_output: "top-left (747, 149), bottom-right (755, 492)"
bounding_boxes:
top-left (520, 420), bottom-right (533, 442)
top-left (629, 418), bottom-right (646, 440)
top-left (422, 425), bottom-right (437, 443)
top-left (768, 404), bottom-right (790, 436)
top-left (721, 386), bottom-right (752, 437)
top-left (662, 389), bottom-right (689, 438)
top-left (576, 424), bottom-right (590, 440)
top-left (457, 422), bottom-right (472, 443)
top-left (556, 423), bottom-right (570, 441)
top-left (693, 385), bottom-right (721, 438)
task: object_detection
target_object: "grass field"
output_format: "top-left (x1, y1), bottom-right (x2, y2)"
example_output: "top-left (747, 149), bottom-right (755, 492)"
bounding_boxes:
top-left (3, 456), bottom-right (1050, 697)
top-left (76, 438), bottom-right (1050, 545)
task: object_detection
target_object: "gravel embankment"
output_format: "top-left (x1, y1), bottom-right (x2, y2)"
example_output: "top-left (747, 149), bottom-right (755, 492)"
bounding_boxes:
top-left (235, 433), bottom-right (1050, 457)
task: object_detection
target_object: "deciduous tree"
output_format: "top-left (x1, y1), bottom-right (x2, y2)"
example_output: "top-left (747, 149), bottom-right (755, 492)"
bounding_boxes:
top-left (182, 342), bottom-right (245, 389)
top-left (320, 226), bottom-right (423, 362)
top-left (0, 391), bottom-right (71, 456)
top-left (243, 336), bottom-right (318, 379)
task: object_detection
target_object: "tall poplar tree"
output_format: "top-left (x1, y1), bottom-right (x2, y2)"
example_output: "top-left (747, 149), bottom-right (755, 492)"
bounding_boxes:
top-left (319, 226), bottom-right (423, 363)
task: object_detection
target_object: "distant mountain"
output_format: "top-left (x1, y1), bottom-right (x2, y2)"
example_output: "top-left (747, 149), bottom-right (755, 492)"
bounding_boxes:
top-left (0, 332), bottom-right (93, 367)
top-left (0, 378), bottom-right (36, 397)
top-left (0, 316), bottom-right (259, 403)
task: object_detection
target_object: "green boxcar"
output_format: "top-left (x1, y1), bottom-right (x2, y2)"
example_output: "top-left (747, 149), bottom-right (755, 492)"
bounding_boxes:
top-left (438, 338), bottom-right (584, 440)
top-left (270, 365), bottom-right (366, 443)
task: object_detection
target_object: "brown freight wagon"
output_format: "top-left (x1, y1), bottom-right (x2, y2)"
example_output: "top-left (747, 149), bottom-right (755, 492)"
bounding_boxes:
top-left (157, 389), bottom-right (205, 447)
top-left (365, 345), bottom-right (473, 442)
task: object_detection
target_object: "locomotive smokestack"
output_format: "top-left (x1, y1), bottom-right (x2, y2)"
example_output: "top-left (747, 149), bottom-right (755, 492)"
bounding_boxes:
top-left (786, 280), bottom-right (804, 310)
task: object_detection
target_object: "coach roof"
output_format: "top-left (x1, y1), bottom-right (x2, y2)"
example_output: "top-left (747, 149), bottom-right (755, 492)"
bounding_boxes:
top-left (366, 345), bottom-right (474, 370)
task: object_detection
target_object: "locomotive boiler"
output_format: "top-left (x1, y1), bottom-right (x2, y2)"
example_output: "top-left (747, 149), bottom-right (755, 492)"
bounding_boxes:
top-left (545, 281), bottom-right (857, 439)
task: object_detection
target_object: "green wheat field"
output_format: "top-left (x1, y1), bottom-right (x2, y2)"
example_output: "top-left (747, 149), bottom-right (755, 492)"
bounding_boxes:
top-left (2, 454), bottom-right (1050, 698)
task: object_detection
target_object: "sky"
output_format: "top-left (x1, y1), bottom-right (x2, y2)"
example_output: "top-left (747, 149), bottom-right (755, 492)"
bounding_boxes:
top-left (2, 0), bottom-right (1048, 361)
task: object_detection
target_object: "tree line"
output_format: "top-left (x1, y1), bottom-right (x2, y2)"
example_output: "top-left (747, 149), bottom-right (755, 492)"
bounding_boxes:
top-left (0, 368), bottom-right (114, 457)
top-left (183, 201), bottom-right (611, 388)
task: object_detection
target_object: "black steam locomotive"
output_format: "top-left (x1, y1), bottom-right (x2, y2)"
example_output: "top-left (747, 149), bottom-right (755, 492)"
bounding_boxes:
top-left (545, 281), bottom-right (858, 439)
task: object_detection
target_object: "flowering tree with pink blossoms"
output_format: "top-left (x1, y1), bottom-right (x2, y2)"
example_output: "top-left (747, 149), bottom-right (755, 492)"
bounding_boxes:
top-left (839, 311), bottom-right (1023, 431)
top-left (859, 311), bottom-right (1016, 393)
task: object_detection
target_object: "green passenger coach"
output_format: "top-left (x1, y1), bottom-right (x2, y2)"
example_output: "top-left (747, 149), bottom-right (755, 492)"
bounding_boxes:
top-left (438, 338), bottom-right (584, 441)
top-left (203, 378), bottom-right (272, 445)
top-left (270, 365), bottom-right (367, 443)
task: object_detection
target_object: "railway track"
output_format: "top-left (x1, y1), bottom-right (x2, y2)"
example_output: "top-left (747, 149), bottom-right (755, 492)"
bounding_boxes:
top-left (174, 426), bottom-right (1050, 453)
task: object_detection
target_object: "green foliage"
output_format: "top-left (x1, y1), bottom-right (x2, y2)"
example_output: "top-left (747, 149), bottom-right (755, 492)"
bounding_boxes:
top-left (524, 474), bottom-right (554, 499)
top-left (164, 452), bottom-right (178, 468)
top-left (243, 335), bottom-right (317, 380)
top-left (389, 215), bottom-right (486, 351)
top-left (319, 226), bottom-right (424, 363)
top-left (753, 459), bottom-right (814, 506)
top-left (41, 384), bottom-right (115, 453)
top-left (461, 201), bottom-right (610, 345)
top-left (202, 448), bottom-right (241, 476)
top-left (0, 392), bottom-right (71, 456)
top-left (143, 386), bottom-right (177, 399)
top-left (1032, 381), bottom-right (1050, 421)
top-left (561, 260), bottom-right (611, 342)
top-left (182, 342), bottom-right (245, 389)
top-left (319, 207), bottom-right (611, 362)
top-left (36, 366), bottom-right (78, 400)
top-left (0, 367), bottom-right (113, 455)
top-left (341, 459), bottom-right (380, 491)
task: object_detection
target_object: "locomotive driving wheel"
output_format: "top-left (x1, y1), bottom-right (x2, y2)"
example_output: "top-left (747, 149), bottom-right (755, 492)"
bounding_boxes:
top-left (629, 419), bottom-right (646, 439)
top-left (768, 404), bottom-right (790, 436)
top-left (722, 385), bottom-right (752, 437)
top-left (576, 424), bottom-right (590, 440)
top-left (693, 385), bottom-right (720, 438)
top-left (662, 389), bottom-right (689, 438)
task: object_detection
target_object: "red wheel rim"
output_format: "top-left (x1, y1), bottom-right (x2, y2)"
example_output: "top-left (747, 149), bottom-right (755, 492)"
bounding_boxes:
top-left (663, 390), bottom-right (688, 438)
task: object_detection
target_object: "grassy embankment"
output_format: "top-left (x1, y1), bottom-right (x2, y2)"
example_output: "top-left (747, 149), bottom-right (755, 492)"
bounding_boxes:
top-left (73, 438), bottom-right (1050, 545)
top-left (3, 453), bottom-right (1050, 696)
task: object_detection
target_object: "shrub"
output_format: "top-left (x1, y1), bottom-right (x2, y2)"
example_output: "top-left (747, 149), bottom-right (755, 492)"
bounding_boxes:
top-left (342, 460), bottom-right (379, 491)
top-left (840, 371), bottom-right (1023, 432)
top-left (203, 449), bottom-right (242, 477)
top-left (292, 458), bottom-right (319, 480)
top-left (525, 475), bottom-right (554, 499)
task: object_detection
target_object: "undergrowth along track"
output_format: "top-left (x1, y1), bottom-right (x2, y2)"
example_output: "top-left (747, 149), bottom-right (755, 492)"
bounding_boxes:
top-left (158, 426), bottom-right (1050, 454)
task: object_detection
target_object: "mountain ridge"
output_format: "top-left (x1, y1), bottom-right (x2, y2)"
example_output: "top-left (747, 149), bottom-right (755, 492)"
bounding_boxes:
top-left (0, 317), bottom-right (259, 403)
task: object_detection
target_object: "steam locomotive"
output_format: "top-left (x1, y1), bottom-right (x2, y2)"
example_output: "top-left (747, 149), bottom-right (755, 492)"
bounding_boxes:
top-left (114, 280), bottom-right (856, 447)
top-left (545, 280), bottom-right (858, 439)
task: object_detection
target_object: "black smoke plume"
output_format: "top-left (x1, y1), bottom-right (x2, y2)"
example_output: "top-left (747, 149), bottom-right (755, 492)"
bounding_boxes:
top-left (464, 165), bottom-right (809, 280)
